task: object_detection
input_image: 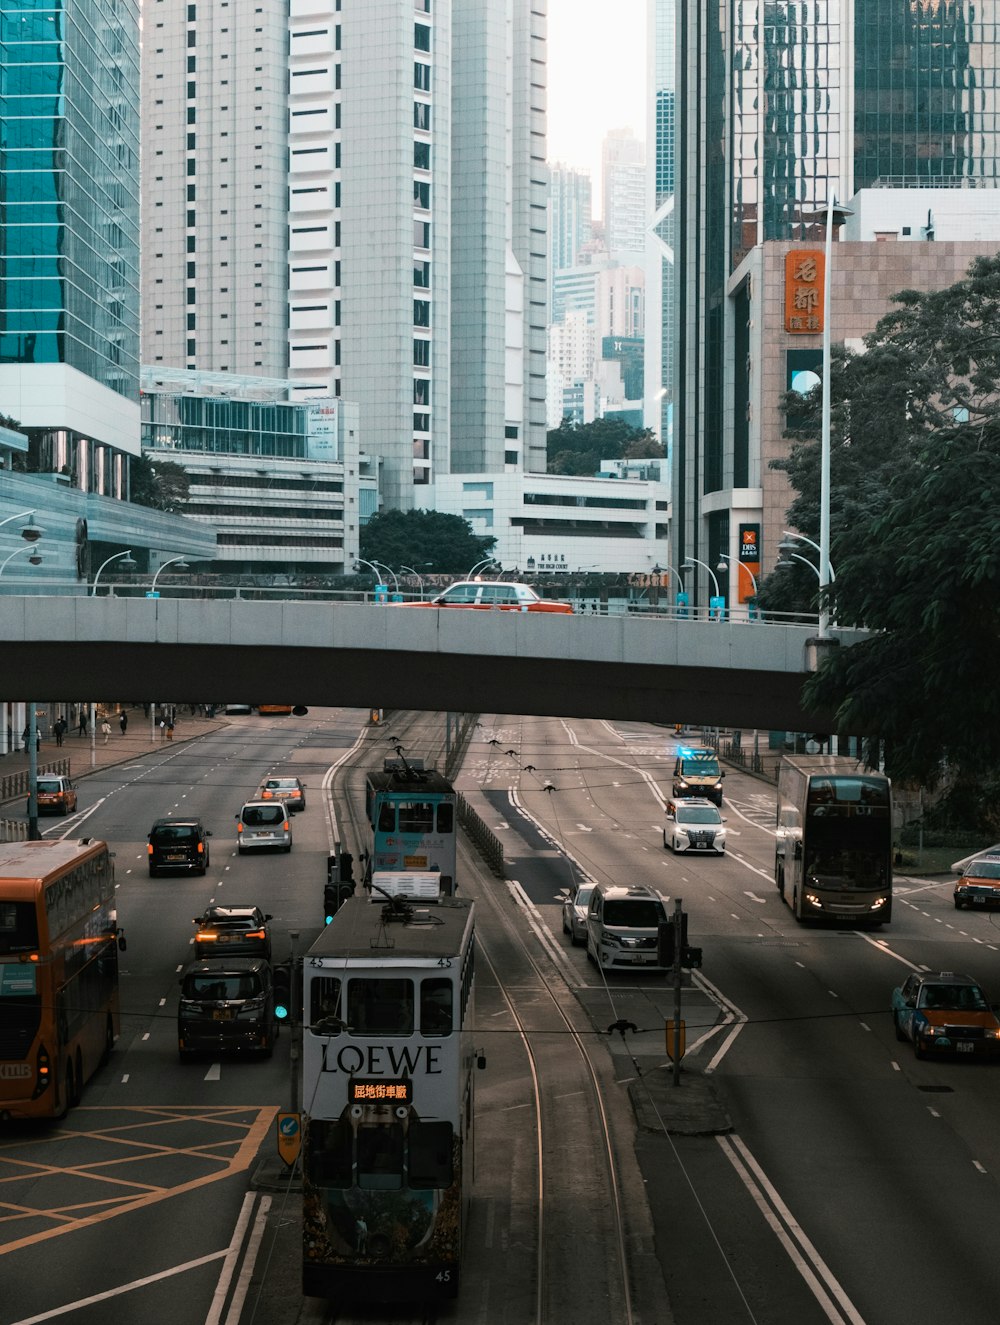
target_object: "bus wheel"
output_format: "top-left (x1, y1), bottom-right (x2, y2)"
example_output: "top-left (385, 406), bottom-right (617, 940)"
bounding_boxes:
top-left (775, 867), bottom-right (785, 898)
top-left (57, 1062), bottom-right (75, 1119)
top-left (73, 1051), bottom-right (83, 1106)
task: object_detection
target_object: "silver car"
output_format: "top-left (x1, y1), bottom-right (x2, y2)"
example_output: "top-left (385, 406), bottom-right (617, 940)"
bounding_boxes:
top-left (236, 800), bottom-right (292, 854)
top-left (562, 882), bottom-right (595, 946)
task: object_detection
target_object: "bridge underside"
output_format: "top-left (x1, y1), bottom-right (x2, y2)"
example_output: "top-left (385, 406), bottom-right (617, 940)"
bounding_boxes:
top-left (2, 641), bottom-right (828, 731)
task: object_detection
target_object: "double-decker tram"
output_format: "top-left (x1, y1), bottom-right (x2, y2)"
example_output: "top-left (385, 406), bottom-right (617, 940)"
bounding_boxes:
top-left (301, 885), bottom-right (476, 1301)
top-left (0, 839), bottom-right (124, 1121)
top-left (365, 758), bottom-right (458, 894)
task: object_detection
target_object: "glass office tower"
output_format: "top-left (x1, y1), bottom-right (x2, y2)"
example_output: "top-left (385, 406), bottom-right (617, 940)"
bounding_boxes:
top-left (0, 0), bottom-right (140, 402)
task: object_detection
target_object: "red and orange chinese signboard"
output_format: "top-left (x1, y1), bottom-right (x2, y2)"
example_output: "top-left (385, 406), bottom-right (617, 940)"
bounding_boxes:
top-left (784, 250), bottom-right (824, 333)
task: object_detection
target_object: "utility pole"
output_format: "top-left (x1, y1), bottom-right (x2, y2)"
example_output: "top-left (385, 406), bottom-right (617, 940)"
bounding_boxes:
top-left (27, 705), bottom-right (39, 840)
top-left (672, 898), bottom-right (683, 1087)
top-left (289, 929), bottom-right (301, 1114)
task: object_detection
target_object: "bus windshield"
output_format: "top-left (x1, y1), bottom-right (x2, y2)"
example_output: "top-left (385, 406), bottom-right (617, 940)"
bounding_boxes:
top-left (805, 848), bottom-right (890, 890)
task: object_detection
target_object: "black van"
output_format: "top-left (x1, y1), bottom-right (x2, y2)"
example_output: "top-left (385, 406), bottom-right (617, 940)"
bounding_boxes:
top-left (178, 958), bottom-right (277, 1059)
top-left (148, 818), bottom-right (212, 877)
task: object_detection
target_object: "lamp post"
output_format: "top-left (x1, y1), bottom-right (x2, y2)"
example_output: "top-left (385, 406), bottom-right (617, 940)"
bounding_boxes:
top-left (0, 541), bottom-right (43, 832)
top-left (717, 552), bottom-right (759, 607)
top-left (92, 549), bottom-right (137, 596)
top-left (650, 563), bottom-right (686, 595)
top-left (681, 557), bottom-right (722, 617)
top-left (0, 508), bottom-right (41, 542)
top-left (397, 564), bottom-right (426, 594)
top-left (149, 555), bottom-right (190, 597)
top-left (0, 544), bottom-right (43, 577)
top-left (467, 557), bottom-right (498, 579)
top-left (778, 531), bottom-right (837, 580)
top-left (372, 561), bottom-right (399, 594)
top-left (354, 557), bottom-right (390, 603)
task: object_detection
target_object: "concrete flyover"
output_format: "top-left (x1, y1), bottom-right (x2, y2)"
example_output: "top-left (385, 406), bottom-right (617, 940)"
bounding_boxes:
top-left (0, 597), bottom-right (867, 730)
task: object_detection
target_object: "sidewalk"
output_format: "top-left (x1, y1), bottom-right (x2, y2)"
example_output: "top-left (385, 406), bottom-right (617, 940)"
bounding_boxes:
top-left (0, 707), bottom-right (229, 809)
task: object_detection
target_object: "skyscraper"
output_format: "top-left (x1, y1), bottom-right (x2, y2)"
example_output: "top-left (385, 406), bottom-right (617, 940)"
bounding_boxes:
top-left (672, 0), bottom-right (1000, 584)
top-left (601, 128), bottom-right (645, 259)
top-left (143, 0), bottom-right (547, 514)
top-left (644, 0), bottom-right (676, 450)
top-left (548, 165), bottom-right (593, 310)
top-left (0, 0), bottom-right (141, 482)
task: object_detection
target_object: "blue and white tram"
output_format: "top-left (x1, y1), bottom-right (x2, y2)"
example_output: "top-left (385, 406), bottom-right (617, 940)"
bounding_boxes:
top-left (365, 758), bottom-right (458, 895)
top-left (301, 888), bottom-right (476, 1301)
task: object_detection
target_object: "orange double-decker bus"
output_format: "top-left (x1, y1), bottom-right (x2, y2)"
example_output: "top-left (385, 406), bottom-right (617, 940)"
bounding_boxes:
top-left (0, 839), bottom-right (124, 1122)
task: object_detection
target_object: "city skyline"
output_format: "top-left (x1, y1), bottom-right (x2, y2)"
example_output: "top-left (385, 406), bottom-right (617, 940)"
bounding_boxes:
top-left (547, 0), bottom-right (647, 212)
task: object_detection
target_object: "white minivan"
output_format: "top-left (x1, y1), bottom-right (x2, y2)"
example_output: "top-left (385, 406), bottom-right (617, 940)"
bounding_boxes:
top-left (236, 800), bottom-right (292, 853)
top-left (586, 884), bottom-right (669, 971)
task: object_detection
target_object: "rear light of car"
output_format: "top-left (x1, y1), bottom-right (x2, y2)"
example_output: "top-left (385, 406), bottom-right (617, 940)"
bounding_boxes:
top-left (261, 790), bottom-right (274, 799)
top-left (147, 844), bottom-right (153, 857)
top-left (197, 842), bottom-right (205, 855)
top-left (197, 930), bottom-right (219, 942)
top-left (283, 819), bottom-right (290, 831)
top-left (246, 928), bottom-right (266, 941)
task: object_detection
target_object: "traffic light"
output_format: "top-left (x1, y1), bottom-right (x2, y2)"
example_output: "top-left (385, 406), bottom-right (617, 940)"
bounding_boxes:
top-left (682, 946), bottom-right (703, 970)
top-left (323, 881), bottom-right (355, 925)
top-left (272, 962), bottom-right (292, 1021)
top-left (339, 851), bottom-right (354, 883)
top-left (658, 913), bottom-right (689, 967)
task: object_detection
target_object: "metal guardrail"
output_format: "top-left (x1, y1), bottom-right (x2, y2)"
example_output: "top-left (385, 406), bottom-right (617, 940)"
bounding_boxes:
top-left (457, 793), bottom-right (504, 878)
top-left (0, 818), bottom-right (28, 843)
top-left (0, 758), bottom-right (70, 808)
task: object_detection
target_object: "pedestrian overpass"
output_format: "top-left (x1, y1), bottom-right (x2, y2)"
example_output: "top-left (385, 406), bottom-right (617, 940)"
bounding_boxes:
top-left (0, 596), bottom-right (866, 730)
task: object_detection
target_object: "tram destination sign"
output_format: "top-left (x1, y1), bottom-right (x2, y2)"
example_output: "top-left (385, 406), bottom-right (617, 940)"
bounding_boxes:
top-left (350, 1077), bottom-right (413, 1104)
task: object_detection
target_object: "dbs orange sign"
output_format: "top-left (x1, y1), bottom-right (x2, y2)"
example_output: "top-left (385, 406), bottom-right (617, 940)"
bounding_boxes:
top-left (785, 250), bottom-right (824, 333)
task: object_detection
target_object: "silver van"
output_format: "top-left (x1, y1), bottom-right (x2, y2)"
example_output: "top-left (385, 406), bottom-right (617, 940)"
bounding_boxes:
top-left (236, 800), bottom-right (293, 854)
top-left (586, 884), bottom-right (668, 971)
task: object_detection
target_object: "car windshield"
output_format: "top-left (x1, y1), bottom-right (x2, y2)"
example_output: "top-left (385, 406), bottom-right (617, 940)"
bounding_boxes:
top-left (243, 805), bottom-right (285, 825)
top-left (966, 861), bottom-right (1000, 881)
top-left (677, 806), bottom-right (720, 824)
top-left (152, 825), bottom-right (198, 843)
top-left (266, 779), bottom-right (296, 790)
top-left (574, 886), bottom-right (594, 909)
top-left (917, 983), bottom-right (989, 1011)
top-left (680, 758), bottom-right (720, 776)
top-left (603, 899), bottom-right (665, 927)
top-left (208, 915), bottom-right (260, 932)
top-left (183, 973), bottom-right (260, 1001)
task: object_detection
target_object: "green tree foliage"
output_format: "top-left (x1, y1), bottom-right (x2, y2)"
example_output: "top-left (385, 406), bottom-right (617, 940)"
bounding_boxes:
top-left (359, 509), bottom-right (495, 575)
top-left (131, 455), bottom-right (190, 512)
top-left (765, 253), bottom-right (1000, 782)
top-left (546, 417), bottom-right (663, 476)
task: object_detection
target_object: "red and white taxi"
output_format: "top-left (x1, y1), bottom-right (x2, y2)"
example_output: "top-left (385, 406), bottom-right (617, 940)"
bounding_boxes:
top-left (394, 580), bottom-right (573, 613)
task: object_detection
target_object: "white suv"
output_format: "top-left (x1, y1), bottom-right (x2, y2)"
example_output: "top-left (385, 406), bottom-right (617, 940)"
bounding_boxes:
top-left (663, 798), bottom-right (727, 854)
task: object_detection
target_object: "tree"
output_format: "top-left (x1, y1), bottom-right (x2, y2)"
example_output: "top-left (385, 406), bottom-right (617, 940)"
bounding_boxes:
top-left (131, 455), bottom-right (190, 512)
top-left (767, 253), bottom-right (1000, 782)
top-left (359, 509), bottom-right (494, 575)
top-left (546, 418), bottom-right (663, 476)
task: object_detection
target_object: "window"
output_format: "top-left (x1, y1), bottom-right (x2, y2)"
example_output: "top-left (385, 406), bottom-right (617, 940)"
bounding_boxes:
top-left (414, 23), bottom-right (431, 51)
top-left (414, 219), bottom-right (430, 248)
top-left (348, 977), bottom-right (414, 1036)
top-left (413, 300), bottom-right (430, 327)
top-left (414, 62), bottom-right (431, 91)
top-left (409, 1121), bottom-right (452, 1187)
top-left (413, 338), bottom-right (430, 366)
top-left (413, 261), bottom-right (430, 288)
top-left (413, 412), bottom-right (430, 432)
top-left (309, 976), bottom-right (342, 1034)
top-left (414, 180), bottom-right (430, 209)
top-left (414, 141), bottom-right (430, 170)
top-left (413, 379), bottom-right (429, 405)
top-left (414, 102), bottom-right (430, 131)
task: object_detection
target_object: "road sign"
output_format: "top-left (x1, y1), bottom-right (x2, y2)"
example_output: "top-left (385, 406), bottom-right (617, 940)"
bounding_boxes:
top-left (665, 1019), bottom-right (686, 1062)
top-left (277, 1110), bottom-right (302, 1167)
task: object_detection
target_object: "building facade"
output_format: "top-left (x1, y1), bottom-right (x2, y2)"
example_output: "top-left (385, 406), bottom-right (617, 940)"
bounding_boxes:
top-left (673, 0), bottom-right (1000, 605)
top-left (601, 128), bottom-right (645, 260)
top-left (547, 164), bottom-right (593, 318)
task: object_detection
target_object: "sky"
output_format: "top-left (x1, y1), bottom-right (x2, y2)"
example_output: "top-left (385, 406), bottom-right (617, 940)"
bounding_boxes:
top-left (546, 0), bottom-right (647, 215)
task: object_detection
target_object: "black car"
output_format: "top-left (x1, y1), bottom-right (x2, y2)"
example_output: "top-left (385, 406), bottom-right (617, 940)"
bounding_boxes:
top-left (148, 818), bottom-right (212, 877)
top-left (192, 904), bottom-right (272, 960)
top-left (178, 958), bottom-right (277, 1059)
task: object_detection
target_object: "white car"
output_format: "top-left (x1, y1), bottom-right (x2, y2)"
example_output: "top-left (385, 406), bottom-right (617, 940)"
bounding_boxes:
top-left (561, 882), bottom-right (595, 945)
top-left (663, 798), bottom-right (726, 854)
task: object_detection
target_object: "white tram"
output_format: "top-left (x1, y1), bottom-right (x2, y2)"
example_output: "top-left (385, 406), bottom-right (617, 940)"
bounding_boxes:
top-left (301, 888), bottom-right (476, 1301)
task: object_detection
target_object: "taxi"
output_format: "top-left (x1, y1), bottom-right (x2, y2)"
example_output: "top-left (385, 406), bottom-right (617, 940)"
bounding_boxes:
top-left (891, 971), bottom-right (1000, 1060)
top-left (33, 775), bottom-right (78, 816)
top-left (394, 580), bottom-right (574, 613)
top-left (954, 856), bottom-right (1000, 909)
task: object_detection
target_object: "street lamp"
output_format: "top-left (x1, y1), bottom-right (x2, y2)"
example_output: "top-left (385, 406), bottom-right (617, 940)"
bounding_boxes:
top-left (805, 195), bottom-right (853, 639)
top-left (0, 509), bottom-right (42, 542)
top-left (92, 549), bottom-right (137, 596)
top-left (467, 557), bottom-right (499, 579)
top-left (717, 552), bottom-right (759, 597)
top-left (778, 531), bottom-right (837, 581)
top-left (371, 561), bottom-right (399, 593)
top-left (650, 563), bottom-right (686, 595)
top-left (681, 557), bottom-right (721, 600)
top-left (397, 564), bottom-right (426, 593)
top-left (0, 543), bottom-right (43, 577)
top-left (149, 555), bottom-right (190, 597)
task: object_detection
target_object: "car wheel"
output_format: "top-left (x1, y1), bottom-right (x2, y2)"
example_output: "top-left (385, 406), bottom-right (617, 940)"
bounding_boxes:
top-left (954, 898), bottom-right (963, 910)
top-left (562, 913), bottom-right (569, 935)
top-left (570, 931), bottom-right (582, 947)
top-left (893, 1012), bottom-right (907, 1043)
top-left (178, 1049), bottom-right (197, 1063)
top-left (913, 1037), bottom-right (926, 1060)
top-left (284, 842), bottom-right (292, 853)
top-left (148, 868), bottom-right (158, 879)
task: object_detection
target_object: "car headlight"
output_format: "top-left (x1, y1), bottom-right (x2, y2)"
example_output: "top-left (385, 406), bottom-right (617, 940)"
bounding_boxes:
top-left (804, 892), bottom-right (824, 908)
top-left (601, 933), bottom-right (621, 947)
top-left (869, 896), bottom-right (887, 910)
top-left (923, 1024), bottom-right (947, 1038)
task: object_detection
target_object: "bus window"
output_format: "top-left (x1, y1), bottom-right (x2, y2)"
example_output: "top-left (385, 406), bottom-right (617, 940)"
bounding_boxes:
top-left (0, 901), bottom-right (39, 954)
top-left (398, 800), bottom-right (434, 833)
top-left (437, 801), bottom-right (454, 833)
top-left (409, 1120), bottom-right (453, 1188)
top-left (377, 802), bottom-right (396, 833)
top-left (420, 976), bottom-right (453, 1036)
top-left (348, 977), bottom-right (414, 1035)
top-left (357, 1124), bottom-right (404, 1189)
top-left (310, 976), bottom-right (343, 1035)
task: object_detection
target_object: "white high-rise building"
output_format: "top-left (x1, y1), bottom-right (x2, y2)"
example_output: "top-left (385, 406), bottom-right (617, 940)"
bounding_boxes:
top-left (602, 128), bottom-right (645, 260)
top-left (144, 0), bottom-right (547, 514)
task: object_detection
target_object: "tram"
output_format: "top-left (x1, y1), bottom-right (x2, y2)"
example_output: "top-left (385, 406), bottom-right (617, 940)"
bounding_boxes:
top-left (301, 886), bottom-right (477, 1301)
top-left (365, 758), bottom-right (458, 895)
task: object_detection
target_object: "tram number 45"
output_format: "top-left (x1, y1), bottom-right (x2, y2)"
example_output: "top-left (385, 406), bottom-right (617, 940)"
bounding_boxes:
top-left (436, 958), bottom-right (452, 968)
top-left (436, 1271), bottom-right (452, 1283)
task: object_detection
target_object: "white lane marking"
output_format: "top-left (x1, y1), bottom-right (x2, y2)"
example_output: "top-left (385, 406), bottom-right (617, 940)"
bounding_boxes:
top-left (158, 998), bottom-right (166, 1007)
top-left (506, 880), bottom-right (577, 985)
top-left (222, 1194), bottom-right (272, 1325)
top-left (744, 891), bottom-right (766, 904)
top-left (857, 933), bottom-right (924, 972)
top-left (141, 1033), bottom-right (149, 1042)
top-left (973, 1161), bottom-right (987, 1174)
top-left (718, 1134), bottom-right (867, 1325)
top-left (120, 1074), bottom-right (129, 1083)
top-left (691, 971), bottom-right (748, 1069)
top-left (10, 1250), bottom-right (228, 1324)
top-left (205, 1192), bottom-right (258, 1325)
top-left (575, 823), bottom-right (593, 832)
top-left (204, 1062), bottom-right (222, 1081)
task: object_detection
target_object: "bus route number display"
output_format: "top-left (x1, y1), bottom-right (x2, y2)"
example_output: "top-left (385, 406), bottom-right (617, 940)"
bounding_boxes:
top-left (350, 1078), bottom-right (412, 1104)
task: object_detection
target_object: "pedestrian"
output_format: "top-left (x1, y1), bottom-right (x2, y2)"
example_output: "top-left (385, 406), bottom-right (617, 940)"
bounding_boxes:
top-left (101, 718), bottom-right (112, 745)
top-left (78, 710), bottom-right (88, 738)
top-left (166, 719), bottom-right (175, 742)
top-left (54, 717), bottom-right (66, 747)
top-left (119, 711), bottom-right (128, 735)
